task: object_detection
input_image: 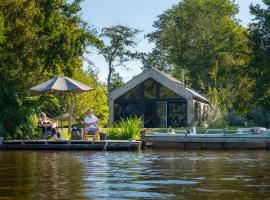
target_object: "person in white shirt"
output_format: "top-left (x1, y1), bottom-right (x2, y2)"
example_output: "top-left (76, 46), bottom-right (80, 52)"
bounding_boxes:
top-left (83, 109), bottom-right (99, 139)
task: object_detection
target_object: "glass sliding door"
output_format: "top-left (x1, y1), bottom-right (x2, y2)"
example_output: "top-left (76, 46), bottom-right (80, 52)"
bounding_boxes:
top-left (144, 102), bottom-right (155, 128)
top-left (168, 102), bottom-right (187, 127)
top-left (156, 102), bottom-right (167, 128)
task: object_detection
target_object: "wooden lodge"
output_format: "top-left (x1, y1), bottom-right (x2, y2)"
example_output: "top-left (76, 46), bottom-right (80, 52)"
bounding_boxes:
top-left (109, 68), bottom-right (210, 128)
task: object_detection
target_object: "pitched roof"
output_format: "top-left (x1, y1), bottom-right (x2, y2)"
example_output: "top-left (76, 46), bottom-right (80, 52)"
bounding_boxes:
top-left (110, 68), bottom-right (210, 103)
top-left (152, 68), bottom-right (210, 103)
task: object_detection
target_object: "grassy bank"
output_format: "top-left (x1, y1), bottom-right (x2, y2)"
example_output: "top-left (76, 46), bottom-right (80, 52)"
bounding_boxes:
top-left (55, 125), bottom-right (252, 141)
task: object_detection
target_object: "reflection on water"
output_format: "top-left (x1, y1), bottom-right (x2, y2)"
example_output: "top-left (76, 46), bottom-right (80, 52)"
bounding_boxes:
top-left (0, 150), bottom-right (269, 199)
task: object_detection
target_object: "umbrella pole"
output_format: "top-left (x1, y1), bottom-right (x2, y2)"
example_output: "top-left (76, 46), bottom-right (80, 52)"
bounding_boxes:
top-left (60, 91), bottom-right (63, 137)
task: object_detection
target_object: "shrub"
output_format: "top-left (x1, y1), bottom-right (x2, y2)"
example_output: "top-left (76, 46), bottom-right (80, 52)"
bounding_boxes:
top-left (107, 117), bottom-right (143, 140)
top-left (0, 94), bottom-right (40, 139)
top-left (106, 127), bottom-right (121, 140)
top-left (205, 105), bottom-right (227, 127)
top-left (13, 109), bottom-right (39, 140)
top-left (226, 110), bottom-right (246, 126)
top-left (250, 107), bottom-right (270, 127)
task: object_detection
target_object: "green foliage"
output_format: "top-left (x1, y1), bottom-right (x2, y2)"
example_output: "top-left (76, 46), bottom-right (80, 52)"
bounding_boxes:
top-left (249, 107), bottom-right (270, 127)
top-left (106, 127), bottom-right (120, 140)
top-left (0, 14), bottom-right (4, 44)
top-left (145, 0), bottom-right (253, 116)
top-left (205, 104), bottom-right (227, 127)
top-left (38, 96), bottom-right (61, 118)
top-left (107, 117), bottom-right (143, 140)
top-left (226, 110), bottom-right (246, 126)
top-left (1, 0), bottom-right (270, 137)
top-left (111, 72), bottom-right (124, 91)
top-left (99, 25), bottom-right (140, 93)
top-left (0, 0), bottom-right (102, 138)
top-left (13, 110), bottom-right (39, 140)
top-left (141, 49), bottom-right (173, 73)
top-left (249, 1), bottom-right (270, 112)
top-left (72, 68), bottom-right (108, 127)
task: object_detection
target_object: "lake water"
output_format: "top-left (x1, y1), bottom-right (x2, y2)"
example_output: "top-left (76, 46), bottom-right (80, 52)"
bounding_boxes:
top-left (0, 150), bottom-right (269, 200)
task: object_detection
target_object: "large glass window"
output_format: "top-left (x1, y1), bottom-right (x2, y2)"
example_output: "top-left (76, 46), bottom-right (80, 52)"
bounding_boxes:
top-left (119, 85), bottom-right (141, 99)
top-left (144, 102), bottom-right (155, 128)
top-left (168, 102), bottom-right (187, 127)
top-left (118, 79), bottom-right (184, 101)
top-left (114, 78), bottom-right (190, 127)
top-left (114, 102), bottom-right (141, 121)
top-left (159, 85), bottom-right (180, 99)
top-left (144, 79), bottom-right (156, 99)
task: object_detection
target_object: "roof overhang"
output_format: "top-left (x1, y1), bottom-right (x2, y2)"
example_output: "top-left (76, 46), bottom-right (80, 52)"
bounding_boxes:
top-left (109, 68), bottom-right (210, 104)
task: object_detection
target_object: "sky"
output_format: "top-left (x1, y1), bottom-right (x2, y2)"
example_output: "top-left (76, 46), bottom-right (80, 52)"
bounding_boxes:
top-left (80, 0), bottom-right (264, 83)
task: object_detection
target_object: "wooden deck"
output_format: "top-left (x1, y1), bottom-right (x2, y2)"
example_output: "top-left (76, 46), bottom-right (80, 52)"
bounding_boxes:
top-left (141, 134), bottom-right (270, 150)
top-left (0, 140), bottom-right (141, 151)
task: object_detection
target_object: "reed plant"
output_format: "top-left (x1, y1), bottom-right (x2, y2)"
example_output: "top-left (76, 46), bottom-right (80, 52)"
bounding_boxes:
top-left (107, 117), bottom-right (143, 140)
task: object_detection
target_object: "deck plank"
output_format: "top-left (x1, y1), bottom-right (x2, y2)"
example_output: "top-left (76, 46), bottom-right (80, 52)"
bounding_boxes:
top-left (0, 140), bottom-right (141, 151)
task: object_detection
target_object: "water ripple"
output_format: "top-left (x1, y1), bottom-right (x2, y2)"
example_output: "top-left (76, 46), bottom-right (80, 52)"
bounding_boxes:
top-left (0, 150), bottom-right (270, 200)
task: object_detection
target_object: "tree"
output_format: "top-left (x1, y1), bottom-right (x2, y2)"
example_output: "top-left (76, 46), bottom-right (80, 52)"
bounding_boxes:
top-left (249, 0), bottom-right (270, 111)
top-left (99, 25), bottom-right (140, 94)
top-left (0, 0), bottom-right (101, 138)
top-left (72, 68), bottom-right (108, 127)
top-left (111, 72), bottom-right (124, 91)
top-left (141, 49), bottom-right (173, 73)
top-left (146, 0), bottom-right (253, 116)
top-left (0, 14), bottom-right (4, 44)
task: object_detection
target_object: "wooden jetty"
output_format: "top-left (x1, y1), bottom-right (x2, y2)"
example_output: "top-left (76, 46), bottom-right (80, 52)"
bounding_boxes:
top-left (0, 140), bottom-right (141, 151)
top-left (141, 134), bottom-right (270, 150)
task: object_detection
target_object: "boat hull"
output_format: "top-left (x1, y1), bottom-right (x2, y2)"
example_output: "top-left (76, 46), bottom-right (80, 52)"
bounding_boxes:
top-left (141, 134), bottom-right (270, 150)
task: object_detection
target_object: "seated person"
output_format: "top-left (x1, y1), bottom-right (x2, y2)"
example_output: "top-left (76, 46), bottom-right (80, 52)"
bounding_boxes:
top-left (83, 109), bottom-right (99, 139)
top-left (39, 112), bottom-right (57, 137)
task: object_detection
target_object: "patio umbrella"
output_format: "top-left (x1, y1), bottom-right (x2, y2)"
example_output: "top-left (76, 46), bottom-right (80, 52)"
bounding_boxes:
top-left (30, 75), bottom-right (94, 134)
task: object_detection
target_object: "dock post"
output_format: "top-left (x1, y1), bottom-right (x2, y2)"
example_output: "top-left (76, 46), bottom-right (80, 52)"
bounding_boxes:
top-left (129, 139), bottom-right (132, 151)
top-left (266, 142), bottom-right (270, 151)
top-left (141, 141), bottom-right (146, 150)
top-left (183, 142), bottom-right (187, 150)
top-left (222, 142), bottom-right (226, 150)
top-left (141, 131), bottom-right (146, 150)
top-left (201, 143), bottom-right (206, 150)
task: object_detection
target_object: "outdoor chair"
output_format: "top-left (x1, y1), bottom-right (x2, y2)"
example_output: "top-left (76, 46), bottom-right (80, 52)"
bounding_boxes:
top-left (78, 120), bottom-right (99, 140)
top-left (83, 129), bottom-right (97, 140)
top-left (38, 117), bottom-right (59, 139)
top-left (83, 130), bottom-right (107, 141)
top-left (39, 126), bottom-right (54, 139)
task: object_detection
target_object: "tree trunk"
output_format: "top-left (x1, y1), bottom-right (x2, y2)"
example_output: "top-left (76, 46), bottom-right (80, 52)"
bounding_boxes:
top-left (107, 60), bottom-right (113, 126)
top-left (107, 60), bottom-right (113, 102)
top-left (68, 99), bottom-right (75, 135)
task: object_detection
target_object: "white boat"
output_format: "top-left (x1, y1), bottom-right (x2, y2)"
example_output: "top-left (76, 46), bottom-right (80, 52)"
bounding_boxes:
top-left (152, 127), bottom-right (270, 138)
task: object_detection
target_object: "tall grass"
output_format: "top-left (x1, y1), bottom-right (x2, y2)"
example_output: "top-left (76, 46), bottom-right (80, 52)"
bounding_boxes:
top-left (107, 117), bottom-right (143, 140)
